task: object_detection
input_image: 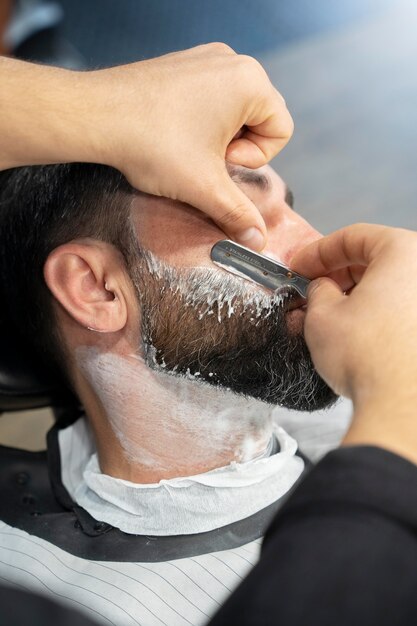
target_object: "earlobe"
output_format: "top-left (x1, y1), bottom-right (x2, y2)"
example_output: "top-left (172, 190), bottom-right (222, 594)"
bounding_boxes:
top-left (44, 242), bottom-right (128, 333)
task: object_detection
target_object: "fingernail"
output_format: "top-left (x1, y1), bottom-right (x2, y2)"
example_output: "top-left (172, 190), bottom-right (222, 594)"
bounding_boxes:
top-left (237, 227), bottom-right (265, 251)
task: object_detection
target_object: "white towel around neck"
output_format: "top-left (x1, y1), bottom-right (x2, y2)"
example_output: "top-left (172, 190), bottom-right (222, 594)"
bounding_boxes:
top-left (59, 417), bottom-right (304, 536)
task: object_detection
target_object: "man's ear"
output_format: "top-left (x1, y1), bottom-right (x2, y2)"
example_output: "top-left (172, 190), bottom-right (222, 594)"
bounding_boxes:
top-left (44, 240), bottom-right (129, 333)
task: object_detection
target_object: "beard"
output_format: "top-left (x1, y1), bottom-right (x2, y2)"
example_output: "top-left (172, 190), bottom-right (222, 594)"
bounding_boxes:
top-left (129, 249), bottom-right (337, 412)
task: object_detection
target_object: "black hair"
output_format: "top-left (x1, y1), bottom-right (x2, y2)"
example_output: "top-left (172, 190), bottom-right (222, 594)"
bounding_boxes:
top-left (0, 163), bottom-right (137, 373)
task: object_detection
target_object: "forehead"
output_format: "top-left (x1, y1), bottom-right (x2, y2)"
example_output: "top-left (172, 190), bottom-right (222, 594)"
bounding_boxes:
top-left (131, 165), bottom-right (287, 266)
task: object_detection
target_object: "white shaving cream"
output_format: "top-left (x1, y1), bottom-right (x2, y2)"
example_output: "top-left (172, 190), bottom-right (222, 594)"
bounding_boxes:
top-left (75, 250), bottom-right (297, 480)
top-left (141, 250), bottom-right (289, 323)
top-left (76, 347), bottom-right (275, 479)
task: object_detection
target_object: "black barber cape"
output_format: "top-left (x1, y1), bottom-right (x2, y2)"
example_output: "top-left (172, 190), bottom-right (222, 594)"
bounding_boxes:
top-left (209, 445), bottom-right (417, 626)
top-left (0, 414), bottom-right (305, 626)
top-left (1, 444), bottom-right (417, 624)
top-left (0, 416), bottom-right (304, 562)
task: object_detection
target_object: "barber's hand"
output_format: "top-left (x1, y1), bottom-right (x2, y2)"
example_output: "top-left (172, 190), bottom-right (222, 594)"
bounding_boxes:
top-left (92, 44), bottom-right (293, 250)
top-left (291, 224), bottom-right (417, 464)
top-left (1, 47), bottom-right (292, 250)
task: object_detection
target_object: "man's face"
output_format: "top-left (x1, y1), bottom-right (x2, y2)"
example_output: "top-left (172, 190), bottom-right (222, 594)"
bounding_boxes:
top-left (128, 165), bottom-right (337, 411)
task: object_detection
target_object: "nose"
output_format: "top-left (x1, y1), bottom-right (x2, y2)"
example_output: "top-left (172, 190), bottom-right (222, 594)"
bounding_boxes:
top-left (263, 212), bottom-right (322, 266)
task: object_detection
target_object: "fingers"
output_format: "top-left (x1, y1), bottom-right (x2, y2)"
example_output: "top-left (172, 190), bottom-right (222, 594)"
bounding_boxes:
top-left (226, 137), bottom-right (267, 169)
top-left (304, 277), bottom-right (345, 351)
top-left (302, 277), bottom-right (346, 382)
top-left (226, 116), bottom-right (294, 169)
top-left (322, 264), bottom-right (366, 293)
top-left (226, 90), bottom-right (294, 168)
top-left (307, 276), bottom-right (345, 311)
top-left (226, 129), bottom-right (292, 169)
top-left (185, 166), bottom-right (268, 251)
top-left (291, 223), bottom-right (391, 278)
top-left (297, 225), bottom-right (417, 418)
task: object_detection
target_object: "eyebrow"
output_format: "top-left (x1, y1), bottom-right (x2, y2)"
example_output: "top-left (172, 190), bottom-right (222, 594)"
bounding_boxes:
top-left (228, 165), bottom-right (295, 209)
top-left (228, 166), bottom-right (271, 192)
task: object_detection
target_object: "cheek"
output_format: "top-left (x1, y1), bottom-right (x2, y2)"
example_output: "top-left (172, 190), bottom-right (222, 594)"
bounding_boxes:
top-left (133, 200), bottom-right (223, 268)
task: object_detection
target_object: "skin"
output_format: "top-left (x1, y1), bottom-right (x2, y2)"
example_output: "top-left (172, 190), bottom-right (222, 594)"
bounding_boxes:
top-left (133, 164), bottom-right (320, 333)
top-left (44, 165), bottom-right (321, 483)
top-left (0, 44), bottom-right (294, 250)
top-left (292, 224), bottom-right (417, 468)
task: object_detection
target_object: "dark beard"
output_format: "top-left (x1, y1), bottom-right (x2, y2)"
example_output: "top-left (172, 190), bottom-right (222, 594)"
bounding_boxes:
top-left (131, 252), bottom-right (337, 412)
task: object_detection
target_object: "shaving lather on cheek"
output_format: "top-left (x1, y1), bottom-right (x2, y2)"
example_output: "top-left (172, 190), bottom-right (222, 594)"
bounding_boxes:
top-left (211, 240), bottom-right (311, 298)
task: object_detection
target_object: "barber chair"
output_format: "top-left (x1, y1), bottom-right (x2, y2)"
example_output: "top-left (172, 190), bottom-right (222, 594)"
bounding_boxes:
top-left (0, 316), bottom-right (79, 420)
top-left (0, 316), bottom-right (131, 566)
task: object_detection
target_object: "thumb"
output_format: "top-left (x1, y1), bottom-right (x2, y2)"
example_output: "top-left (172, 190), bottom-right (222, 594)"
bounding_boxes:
top-left (305, 277), bottom-right (345, 337)
top-left (304, 278), bottom-right (351, 397)
top-left (307, 276), bottom-right (345, 306)
top-left (186, 166), bottom-right (267, 251)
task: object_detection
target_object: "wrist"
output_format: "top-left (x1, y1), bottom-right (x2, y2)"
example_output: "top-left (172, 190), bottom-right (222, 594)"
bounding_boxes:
top-left (343, 392), bottom-right (417, 466)
top-left (82, 62), bottom-right (151, 175)
top-left (0, 58), bottom-right (102, 169)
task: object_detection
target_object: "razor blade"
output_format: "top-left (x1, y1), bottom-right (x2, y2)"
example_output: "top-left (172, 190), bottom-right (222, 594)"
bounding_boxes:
top-left (210, 240), bottom-right (310, 299)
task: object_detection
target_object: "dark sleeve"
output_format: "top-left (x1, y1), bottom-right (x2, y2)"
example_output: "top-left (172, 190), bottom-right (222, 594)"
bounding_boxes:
top-left (209, 446), bottom-right (417, 626)
top-left (0, 585), bottom-right (100, 626)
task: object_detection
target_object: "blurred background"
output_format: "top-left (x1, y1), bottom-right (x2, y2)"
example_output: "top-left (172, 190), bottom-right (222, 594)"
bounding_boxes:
top-left (1, 0), bottom-right (416, 458)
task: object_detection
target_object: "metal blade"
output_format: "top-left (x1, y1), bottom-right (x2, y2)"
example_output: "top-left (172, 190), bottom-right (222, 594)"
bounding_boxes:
top-left (210, 240), bottom-right (310, 298)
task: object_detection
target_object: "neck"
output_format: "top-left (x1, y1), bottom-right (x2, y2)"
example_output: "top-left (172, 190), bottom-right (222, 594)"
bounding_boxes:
top-left (75, 346), bottom-right (274, 483)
